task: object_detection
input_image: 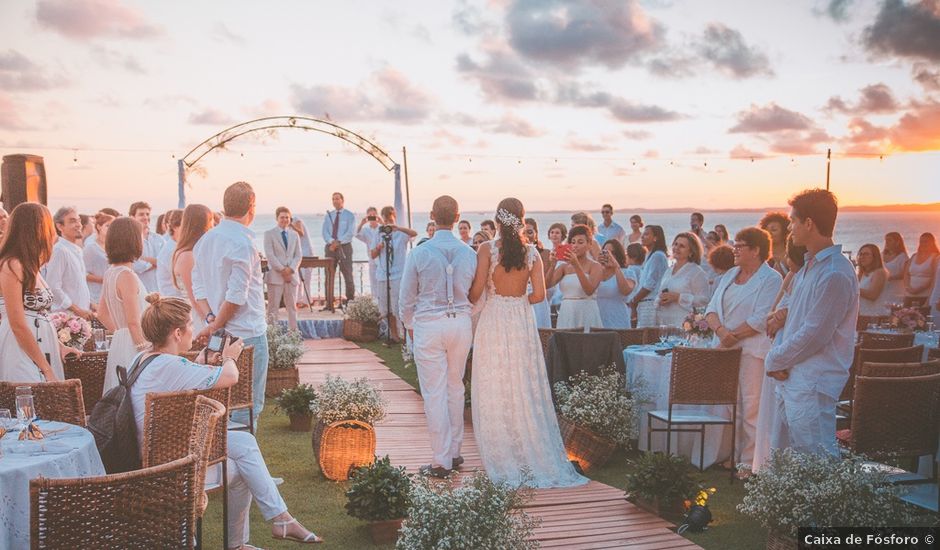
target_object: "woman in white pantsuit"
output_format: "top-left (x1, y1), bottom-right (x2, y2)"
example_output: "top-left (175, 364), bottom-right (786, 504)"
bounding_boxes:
top-left (129, 296), bottom-right (322, 547)
top-left (705, 227), bottom-right (782, 472)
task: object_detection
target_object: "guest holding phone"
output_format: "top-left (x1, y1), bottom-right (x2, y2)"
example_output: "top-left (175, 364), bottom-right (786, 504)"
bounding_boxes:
top-left (596, 240), bottom-right (637, 328)
top-left (548, 225), bottom-right (603, 329)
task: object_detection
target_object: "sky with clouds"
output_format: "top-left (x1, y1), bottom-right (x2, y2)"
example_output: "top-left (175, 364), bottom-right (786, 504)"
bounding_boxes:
top-left (1, 0), bottom-right (939, 214)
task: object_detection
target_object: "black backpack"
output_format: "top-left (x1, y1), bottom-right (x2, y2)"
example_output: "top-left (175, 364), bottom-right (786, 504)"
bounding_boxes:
top-left (87, 354), bottom-right (158, 474)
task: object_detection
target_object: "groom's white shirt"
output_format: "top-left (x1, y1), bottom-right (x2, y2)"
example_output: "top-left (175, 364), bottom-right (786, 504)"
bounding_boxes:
top-left (399, 230), bottom-right (476, 328)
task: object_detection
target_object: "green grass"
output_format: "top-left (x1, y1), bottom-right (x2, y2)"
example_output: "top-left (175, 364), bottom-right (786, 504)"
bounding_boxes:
top-left (200, 340), bottom-right (764, 549)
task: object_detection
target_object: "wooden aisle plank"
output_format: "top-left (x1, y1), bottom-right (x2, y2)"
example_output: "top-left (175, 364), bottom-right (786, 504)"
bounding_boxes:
top-left (300, 338), bottom-right (701, 550)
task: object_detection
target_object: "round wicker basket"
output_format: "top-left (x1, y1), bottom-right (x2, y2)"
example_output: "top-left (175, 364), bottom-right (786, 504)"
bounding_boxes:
top-left (343, 320), bottom-right (379, 342)
top-left (265, 366), bottom-right (299, 398)
top-left (557, 415), bottom-right (617, 471)
top-left (312, 419), bottom-right (376, 480)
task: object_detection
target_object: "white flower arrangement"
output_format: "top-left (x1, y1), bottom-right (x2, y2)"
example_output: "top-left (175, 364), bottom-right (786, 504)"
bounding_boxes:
top-left (396, 471), bottom-right (540, 550)
top-left (310, 375), bottom-right (387, 425)
top-left (737, 449), bottom-right (924, 539)
top-left (553, 366), bottom-right (645, 446)
top-left (345, 296), bottom-right (381, 324)
top-left (266, 323), bottom-right (304, 370)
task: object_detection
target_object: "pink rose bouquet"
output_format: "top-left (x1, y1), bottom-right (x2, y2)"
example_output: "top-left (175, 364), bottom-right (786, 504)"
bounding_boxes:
top-left (50, 312), bottom-right (92, 348)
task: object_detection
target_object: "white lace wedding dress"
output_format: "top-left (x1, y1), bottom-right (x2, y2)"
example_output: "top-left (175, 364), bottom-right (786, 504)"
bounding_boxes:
top-left (471, 242), bottom-right (588, 488)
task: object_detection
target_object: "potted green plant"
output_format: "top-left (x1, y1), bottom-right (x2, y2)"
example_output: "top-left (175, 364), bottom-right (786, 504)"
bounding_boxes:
top-left (553, 366), bottom-right (644, 470)
top-left (624, 452), bottom-right (699, 519)
top-left (275, 384), bottom-right (317, 432)
top-left (396, 471), bottom-right (540, 550)
top-left (345, 455), bottom-right (412, 544)
top-left (738, 449), bottom-right (926, 550)
top-left (343, 296), bottom-right (381, 342)
top-left (265, 323), bottom-right (305, 397)
top-left (310, 375), bottom-right (387, 480)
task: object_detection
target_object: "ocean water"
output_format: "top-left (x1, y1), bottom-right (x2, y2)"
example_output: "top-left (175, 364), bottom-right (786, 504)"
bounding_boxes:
top-left (249, 210), bottom-right (940, 263)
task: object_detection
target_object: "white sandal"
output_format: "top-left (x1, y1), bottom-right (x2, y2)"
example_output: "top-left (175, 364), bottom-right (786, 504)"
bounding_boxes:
top-left (273, 518), bottom-right (323, 544)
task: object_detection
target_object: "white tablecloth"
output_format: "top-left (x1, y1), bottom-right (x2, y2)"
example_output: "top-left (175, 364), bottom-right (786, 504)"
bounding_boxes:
top-left (624, 346), bottom-right (733, 469)
top-left (0, 421), bottom-right (105, 550)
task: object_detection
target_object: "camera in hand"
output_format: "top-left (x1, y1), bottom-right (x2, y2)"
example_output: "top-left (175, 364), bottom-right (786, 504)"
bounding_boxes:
top-left (378, 224), bottom-right (394, 236)
top-left (207, 329), bottom-right (239, 353)
top-left (367, 215), bottom-right (377, 221)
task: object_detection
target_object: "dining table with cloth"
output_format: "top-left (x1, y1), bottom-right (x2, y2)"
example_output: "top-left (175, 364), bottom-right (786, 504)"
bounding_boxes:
top-left (624, 345), bottom-right (733, 469)
top-left (0, 421), bottom-right (105, 550)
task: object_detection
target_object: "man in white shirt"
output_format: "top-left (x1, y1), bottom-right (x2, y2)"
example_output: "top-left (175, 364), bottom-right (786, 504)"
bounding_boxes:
top-left (355, 206), bottom-right (382, 296)
top-left (597, 204), bottom-right (626, 245)
top-left (156, 209), bottom-right (184, 298)
top-left (193, 182), bottom-right (269, 430)
top-left (129, 201), bottom-right (163, 292)
top-left (322, 192), bottom-right (356, 306)
top-left (399, 195), bottom-right (476, 477)
top-left (765, 189), bottom-right (859, 457)
top-left (46, 206), bottom-right (93, 319)
top-left (372, 206), bottom-right (417, 342)
top-left (690, 212), bottom-right (711, 253)
top-left (264, 206), bottom-right (302, 331)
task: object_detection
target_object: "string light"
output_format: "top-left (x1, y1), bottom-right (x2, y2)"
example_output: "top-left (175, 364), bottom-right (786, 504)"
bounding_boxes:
top-left (72, 149), bottom-right (78, 164)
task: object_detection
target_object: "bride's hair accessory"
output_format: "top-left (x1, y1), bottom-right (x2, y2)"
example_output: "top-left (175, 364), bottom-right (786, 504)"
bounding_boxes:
top-left (496, 208), bottom-right (523, 232)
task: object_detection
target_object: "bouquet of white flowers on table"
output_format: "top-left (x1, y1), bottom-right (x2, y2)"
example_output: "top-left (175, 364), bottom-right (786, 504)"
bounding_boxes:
top-left (50, 312), bottom-right (91, 349)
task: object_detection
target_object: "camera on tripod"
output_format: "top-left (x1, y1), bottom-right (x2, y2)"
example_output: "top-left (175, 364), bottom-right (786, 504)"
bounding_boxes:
top-left (378, 225), bottom-right (394, 236)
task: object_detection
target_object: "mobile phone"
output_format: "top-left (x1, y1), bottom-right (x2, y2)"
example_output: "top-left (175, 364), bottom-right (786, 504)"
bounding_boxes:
top-left (556, 243), bottom-right (572, 259)
top-left (367, 215), bottom-right (377, 221)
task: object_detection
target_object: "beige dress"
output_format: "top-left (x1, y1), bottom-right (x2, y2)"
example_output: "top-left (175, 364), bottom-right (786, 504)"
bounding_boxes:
top-left (101, 266), bottom-right (149, 394)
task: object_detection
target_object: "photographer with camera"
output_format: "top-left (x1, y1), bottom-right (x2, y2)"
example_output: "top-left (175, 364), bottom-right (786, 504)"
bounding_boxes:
top-left (370, 206), bottom-right (416, 343)
top-left (356, 206), bottom-right (383, 296)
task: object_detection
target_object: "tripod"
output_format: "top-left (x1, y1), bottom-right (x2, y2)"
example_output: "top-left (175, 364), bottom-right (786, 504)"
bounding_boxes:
top-left (381, 229), bottom-right (394, 346)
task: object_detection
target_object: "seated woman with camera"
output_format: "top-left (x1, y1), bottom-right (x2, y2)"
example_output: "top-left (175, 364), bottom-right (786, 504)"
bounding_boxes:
top-left (129, 294), bottom-right (322, 548)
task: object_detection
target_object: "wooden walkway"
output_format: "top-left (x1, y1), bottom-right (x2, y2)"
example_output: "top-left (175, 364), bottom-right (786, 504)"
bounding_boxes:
top-left (298, 339), bottom-right (702, 550)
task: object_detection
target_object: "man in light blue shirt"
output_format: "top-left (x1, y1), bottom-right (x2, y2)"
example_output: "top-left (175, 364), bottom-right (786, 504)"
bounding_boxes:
top-left (322, 192), bottom-right (356, 305)
top-left (371, 205), bottom-right (416, 341)
top-left (193, 181), bottom-right (269, 430)
top-left (765, 189), bottom-right (858, 457)
top-left (399, 195), bottom-right (476, 477)
top-left (597, 203), bottom-right (626, 246)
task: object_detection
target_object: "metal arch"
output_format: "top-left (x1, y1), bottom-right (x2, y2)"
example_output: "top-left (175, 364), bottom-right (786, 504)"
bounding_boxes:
top-left (179, 116), bottom-right (398, 171)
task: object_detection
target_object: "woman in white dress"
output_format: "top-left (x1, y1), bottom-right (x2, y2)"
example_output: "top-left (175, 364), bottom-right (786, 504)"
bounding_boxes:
top-left (627, 214), bottom-right (643, 244)
top-left (98, 217), bottom-right (151, 394)
top-left (469, 198), bottom-right (587, 488)
top-left (173, 204), bottom-right (215, 333)
top-left (882, 232), bottom-right (909, 305)
top-left (705, 227), bottom-right (783, 471)
top-left (546, 223), bottom-right (568, 313)
top-left (856, 244), bottom-right (889, 317)
top-left (0, 204), bottom-right (80, 382)
top-left (903, 232), bottom-right (938, 302)
top-left (524, 218), bottom-right (552, 329)
top-left (629, 225), bottom-right (669, 328)
top-left (595, 240), bottom-right (636, 329)
top-left (547, 224), bottom-right (603, 330)
top-left (656, 232), bottom-right (709, 328)
top-left (83, 212), bottom-right (115, 305)
top-left (752, 237), bottom-right (806, 473)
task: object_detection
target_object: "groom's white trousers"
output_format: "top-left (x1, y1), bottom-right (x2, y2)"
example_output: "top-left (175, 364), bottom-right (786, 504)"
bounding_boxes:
top-left (413, 315), bottom-right (473, 470)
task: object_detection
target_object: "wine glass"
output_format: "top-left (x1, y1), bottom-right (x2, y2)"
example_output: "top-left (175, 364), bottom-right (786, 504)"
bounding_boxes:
top-left (93, 328), bottom-right (107, 351)
top-left (15, 395), bottom-right (35, 430)
top-left (658, 325), bottom-right (669, 346)
top-left (0, 408), bottom-right (12, 432)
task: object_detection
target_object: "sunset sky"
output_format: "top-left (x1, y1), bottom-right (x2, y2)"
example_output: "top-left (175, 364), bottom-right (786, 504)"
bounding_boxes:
top-left (1, 0), bottom-right (939, 214)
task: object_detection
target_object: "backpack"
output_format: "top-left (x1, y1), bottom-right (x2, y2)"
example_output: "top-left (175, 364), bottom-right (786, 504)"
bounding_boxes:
top-left (87, 354), bottom-right (158, 474)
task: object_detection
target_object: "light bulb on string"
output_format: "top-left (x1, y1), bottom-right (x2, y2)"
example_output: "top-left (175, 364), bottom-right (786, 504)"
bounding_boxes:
top-left (72, 149), bottom-right (78, 164)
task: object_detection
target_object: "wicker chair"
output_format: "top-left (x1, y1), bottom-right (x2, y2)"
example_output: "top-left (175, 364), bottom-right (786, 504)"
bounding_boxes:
top-left (903, 296), bottom-right (928, 308)
top-left (0, 380), bottom-right (86, 426)
top-left (860, 359), bottom-right (940, 378)
top-left (929, 348), bottom-right (940, 361)
top-left (143, 388), bottom-right (231, 549)
top-left (537, 328), bottom-right (582, 362)
top-left (647, 347), bottom-right (743, 480)
top-left (588, 328), bottom-right (647, 348)
top-left (30, 455), bottom-right (199, 549)
top-left (858, 331), bottom-right (916, 349)
top-left (227, 346), bottom-right (255, 433)
top-left (843, 373), bottom-right (940, 480)
top-left (839, 345), bottom-right (926, 417)
top-left (63, 351), bottom-right (109, 414)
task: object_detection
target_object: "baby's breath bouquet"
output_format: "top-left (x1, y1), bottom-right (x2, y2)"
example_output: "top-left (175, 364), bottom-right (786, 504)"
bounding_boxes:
top-left (267, 323), bottom-right (304, 370)
top-left (310, 375), bottom-right (387, 425)
top-left (345, 296), bottom-right (381, 323)
top-left (396, 471), bottom-right (540, 550)
top-left (738, 449), bottom-right (923, 539)
top-left (553, 366), bottom-right (644, 446)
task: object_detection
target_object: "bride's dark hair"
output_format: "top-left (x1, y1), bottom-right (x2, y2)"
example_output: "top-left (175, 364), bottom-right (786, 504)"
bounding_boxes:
top-left (496, 198), bottom-right (527, 272)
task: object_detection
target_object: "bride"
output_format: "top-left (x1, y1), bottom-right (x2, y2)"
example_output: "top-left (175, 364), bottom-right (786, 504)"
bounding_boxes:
top-left (469, 198), bottom-right (587, 488)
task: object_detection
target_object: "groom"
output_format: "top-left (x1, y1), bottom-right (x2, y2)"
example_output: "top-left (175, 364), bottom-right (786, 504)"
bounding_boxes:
top-left (399, 195), bottom-right (477, 478)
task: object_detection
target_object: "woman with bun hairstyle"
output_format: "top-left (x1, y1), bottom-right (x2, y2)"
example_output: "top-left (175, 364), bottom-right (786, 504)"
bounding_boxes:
top-left (98, 216), bottom-right (150, 394)
top-left (129, 295), bottom-right (323, 547)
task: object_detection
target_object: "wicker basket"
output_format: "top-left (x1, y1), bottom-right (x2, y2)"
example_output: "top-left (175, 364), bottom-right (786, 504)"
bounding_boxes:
top-left (343, 319), bottom-right (379, 342)
top-left (766, 530), bottom-right (798, 550)
top-left (312, 419), bottom-right (376, 480)
top-left (557, 415), bottom-right (617, 471)
top-left (265, 367), bottom-right (299, 398)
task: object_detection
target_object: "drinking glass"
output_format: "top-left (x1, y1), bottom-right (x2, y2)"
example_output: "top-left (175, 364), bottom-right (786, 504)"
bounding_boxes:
top-left (93, 328), bottom-right (107, 351)
top-left (658, 325), bottom-right (669, 346)
top-left (16, 395), bottom-right (35, 429)
top-left (0, 408), bottom-right (12, 430)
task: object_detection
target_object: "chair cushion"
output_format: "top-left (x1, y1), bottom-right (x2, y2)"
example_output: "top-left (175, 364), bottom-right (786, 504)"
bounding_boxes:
top-left (648, 410), bottom-right (731, 424)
